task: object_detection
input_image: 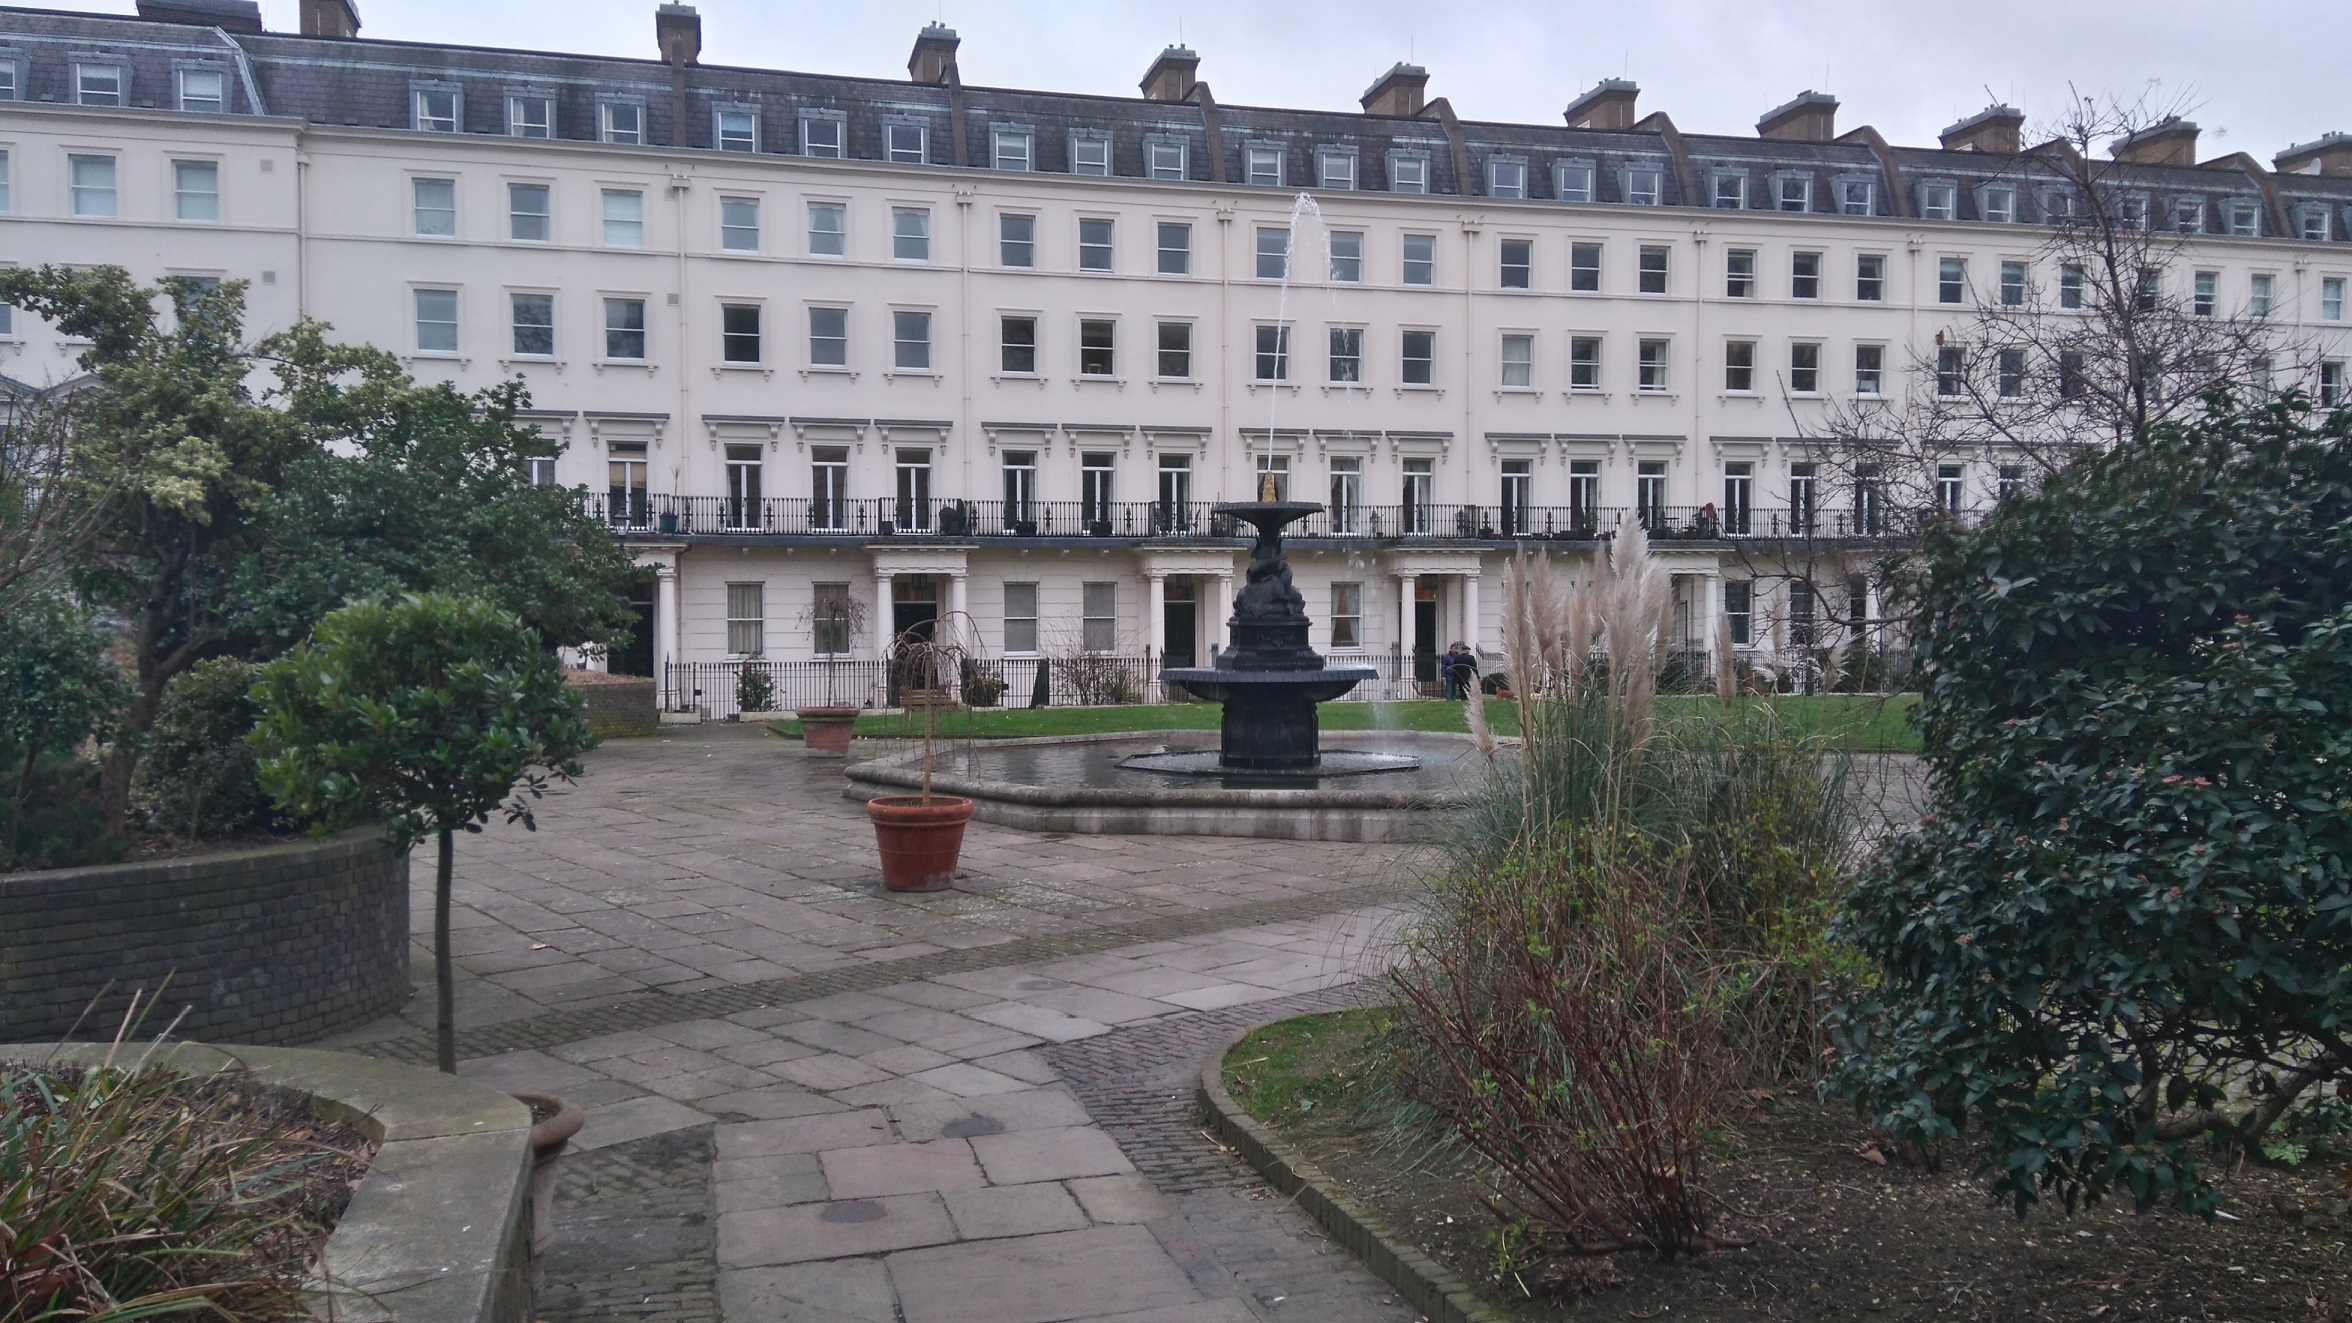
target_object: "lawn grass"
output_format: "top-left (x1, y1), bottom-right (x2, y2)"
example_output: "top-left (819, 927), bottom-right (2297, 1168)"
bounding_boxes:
top-left (769, 692), bottom-right (1919, 751)
top-left (1221, 1007), bottom-right (1391, 1127)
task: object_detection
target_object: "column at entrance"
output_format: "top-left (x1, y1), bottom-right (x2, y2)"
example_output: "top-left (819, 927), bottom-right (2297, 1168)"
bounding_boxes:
top-left (1147, 573), bottom-right (1167, 658)
top-left (1463, 573), bottom-right (1483, 665)
top-left (654, 563), bottom-right (679, 704)
top-left (873, 569), bottom-right (895, 657)
top-left (1216, 573), bottom-right (1234, 653)
top-left (948, 571), bottom-right (969, 648)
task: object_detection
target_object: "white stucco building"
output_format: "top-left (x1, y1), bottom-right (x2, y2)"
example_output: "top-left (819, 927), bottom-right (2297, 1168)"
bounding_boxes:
top-left (5, 0), bottom-right (2349, 708)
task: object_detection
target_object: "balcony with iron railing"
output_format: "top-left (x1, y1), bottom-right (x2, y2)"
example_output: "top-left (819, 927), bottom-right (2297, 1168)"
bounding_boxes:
top-left (596, 491), bottom-right (1966, 545)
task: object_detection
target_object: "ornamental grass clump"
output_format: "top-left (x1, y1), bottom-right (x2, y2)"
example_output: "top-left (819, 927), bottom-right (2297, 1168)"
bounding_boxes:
top-left (1388, 522), bottom-right (1860, 1266)
top-left (1, 1013), bottom-right (374, 1322)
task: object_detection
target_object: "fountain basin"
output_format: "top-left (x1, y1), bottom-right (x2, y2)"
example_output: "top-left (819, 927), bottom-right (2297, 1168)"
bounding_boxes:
top-left (843, 730), bottom-right (1491, 842)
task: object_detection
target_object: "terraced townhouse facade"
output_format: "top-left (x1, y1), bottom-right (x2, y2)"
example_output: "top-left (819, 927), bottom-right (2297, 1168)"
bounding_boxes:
top-left (3, 0), bottom-right (2348, 705)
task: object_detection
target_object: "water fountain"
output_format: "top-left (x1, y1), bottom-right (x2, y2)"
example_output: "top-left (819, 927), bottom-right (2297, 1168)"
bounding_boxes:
top-left (1132, 500), bottom-right (1410, 778)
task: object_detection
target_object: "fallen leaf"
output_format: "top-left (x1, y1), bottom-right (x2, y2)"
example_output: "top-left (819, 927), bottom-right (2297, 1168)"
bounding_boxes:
top-left (1853, 1142), bottom-right (1888, 1167)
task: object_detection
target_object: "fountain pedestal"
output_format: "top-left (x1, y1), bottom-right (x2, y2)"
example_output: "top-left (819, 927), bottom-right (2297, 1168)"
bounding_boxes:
top-left (1156, 502), bottom-right (1380, 772)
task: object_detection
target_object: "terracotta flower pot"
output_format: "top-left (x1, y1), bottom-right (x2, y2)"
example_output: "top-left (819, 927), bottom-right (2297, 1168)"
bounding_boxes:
top-left (511, 1092), bottom-right (584, 1255)
top-left (866, 794), bottom-right (974, 892)
top-left (796, 706), bottom-right (862, 757)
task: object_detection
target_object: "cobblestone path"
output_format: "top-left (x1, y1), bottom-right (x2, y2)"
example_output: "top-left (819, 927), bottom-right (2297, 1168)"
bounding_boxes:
top-left (325, 726), bottom-right (1432, 1323)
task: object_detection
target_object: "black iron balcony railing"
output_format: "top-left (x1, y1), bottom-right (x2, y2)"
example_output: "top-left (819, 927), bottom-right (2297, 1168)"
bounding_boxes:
top-left (598, 492), bottom-right (1977, 543)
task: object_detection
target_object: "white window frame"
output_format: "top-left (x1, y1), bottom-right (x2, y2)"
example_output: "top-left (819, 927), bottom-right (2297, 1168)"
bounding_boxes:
top-left (807, 305), bottom-right (848, 369)
top-left (176, 66), bottom-right (225, 114)
top-left (1081, 582), bottom-right (1118, 654)
top-left (74, 61), bottom-right (124, 107)
top-left (67, 153), bottom-right (116, 218)
top-left (1076, 317), bottom-right (1116, 378)
top-left (885, 121), bottom-right (929, 165)
top-left (1979, 184), bottom-right (2017, 225)
top-left (1000, 212), bottom-right (1037, 268)
top-left (1622, 166), bottom-right (1663, 206)
top-left (799, 111), bottom-right (845, 159)
top-left (2225, 199), bottom-right (2260, 237)
top-left (412, 176), bottom-right (456, 237)
top-left (1919, 180), bottom-right (1957, 221)
top-left (1255, 226), bottom-right (1290, 281)
top-left (508, 291), bottom-right (555, 359)
top-left (508, 93), bottom-right (553, 139)
top-left (1854, 343), bottom-right (1886, 397)
top-left (1838, 177), bottom-right (1875, 216)
top-left (1156, 221), bottom-right (1191, 276)
top-left (2322, 276), bottom-right (2346, 323)
top-left (1329, 582), bottom-right (1364, 649)
top-left (600, 100), bottom-right (645, 146)
top-left (1711, 172), bottom-right (1747, 210)
top-left (720, 195), bottom-right (761, 253)
top-left (1568, 336), bottom-right (1601, 390)
top-left (892, 207), bottom-right (932, 263)
top-left (1254, 323), bottom-right (1291, 382)
top-left (1328, 325), bottom-right (1364, 384)
top-left (1387, 150), bottom-right (1430, 195)
top-left (1487, 156), bottom-right (1528, 200)
top-left (1636, 338), bottom-right (1670, 392)
top-left (1316, 146), bottom-right (1357, 190)
top-left (1327, 230), bottom-right (1363, 283)
top-left (807, 200), bottom-right (847, 258)
top-left (171, 158), bottom-right (219, 223)
top-left (413, 287), bottom-right (460, 355)
top-left (507, 182), bottom-right (552, 243)
top-left (602, 297), bottom-right (648, 361)
top-left (1247, 145), bottom-right (1284, 188)
top-left (715, 106), bottom-right (759, 154)
top-left (1145, 137), bottom-right (1187, 181)
top-left (411, 83), bottom-right (459, 133)
top-left (1003, 582), bottom-right (1040, 655)
top-left (1069, 131), bottom-right (1111, 177)
top-left (893, 309), bottom-right (934, 373)
top-left (601, 188), bottom-right (645, 248)
top-left (1078, 216), bottom-right (1115, 272)
top-left (1499, 332), bottom-right (1534, 388)
top-left (1402, 233), bottom-right (1436, 286)
top-left (725, 583), bottom-right (766, 659)
top-left (1775, 173), bottom-right (1812, 212)
top-left (1554, 160), bottom-right (1596, 204)
top-left (992, 126), bottom-right (1032, 172)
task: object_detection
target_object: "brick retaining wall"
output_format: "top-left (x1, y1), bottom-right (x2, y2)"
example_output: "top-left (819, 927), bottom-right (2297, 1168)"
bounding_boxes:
top-left (566, 672), bottom-right (657, 738)
top-left (0, 830), bottom-right (410, 1045)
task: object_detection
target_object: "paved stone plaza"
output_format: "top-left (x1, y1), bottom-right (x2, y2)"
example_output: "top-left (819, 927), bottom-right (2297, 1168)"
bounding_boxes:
top-left (326, 725), bottom-right (1433, 1323)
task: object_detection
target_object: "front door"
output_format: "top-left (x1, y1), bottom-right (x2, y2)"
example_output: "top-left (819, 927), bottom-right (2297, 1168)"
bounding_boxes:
top-left (616, 574), bottom-right (656, 677)
top-left (1413, 588), bottom-right (1439, 684)
top-left (1163, 580), bottom-right (1197, 668)
top-left (889, 578), bottom-right (941, 704)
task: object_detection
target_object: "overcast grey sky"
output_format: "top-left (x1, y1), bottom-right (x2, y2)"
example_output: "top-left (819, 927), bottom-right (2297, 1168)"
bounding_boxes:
top-left (48, 0), bottom-right (2352, 159)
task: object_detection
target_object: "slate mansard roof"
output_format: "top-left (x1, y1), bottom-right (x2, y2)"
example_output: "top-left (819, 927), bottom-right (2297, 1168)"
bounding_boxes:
top-left (3, 2), bottom-right (2350, 241)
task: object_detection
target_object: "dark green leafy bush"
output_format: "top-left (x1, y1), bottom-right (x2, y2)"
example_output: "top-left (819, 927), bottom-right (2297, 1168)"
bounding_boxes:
top-left (1831, 397), bottom-right (2352, 1216)
top-left (129, 658), bottom-right (276, 841)
top-left (0, 595), bottom-right (122, 871)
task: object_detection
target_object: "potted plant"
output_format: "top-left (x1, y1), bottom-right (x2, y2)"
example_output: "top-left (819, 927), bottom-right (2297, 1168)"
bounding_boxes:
top-left (795, 591), bottom-right (868, 756)
top-left (733, 659), bottom-right (783, 723)
top-left (866, 615), bottom-right (975, 892)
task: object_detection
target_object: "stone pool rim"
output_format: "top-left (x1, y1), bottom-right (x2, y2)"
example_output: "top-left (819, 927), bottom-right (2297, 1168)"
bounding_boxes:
top-left (841, 729), bottom-right (1490, 843)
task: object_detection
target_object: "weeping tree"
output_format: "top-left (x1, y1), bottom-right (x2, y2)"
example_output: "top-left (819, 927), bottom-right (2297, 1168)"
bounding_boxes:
top-left (250, 593), bottom-right (593, 1072)
top-left (1831, 393), bottom-right (2352, 1216)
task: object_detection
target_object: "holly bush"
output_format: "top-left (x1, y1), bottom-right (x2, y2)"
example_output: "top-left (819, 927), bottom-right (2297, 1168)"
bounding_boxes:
top-left (1831, 396), bottom-right (2352, 1216)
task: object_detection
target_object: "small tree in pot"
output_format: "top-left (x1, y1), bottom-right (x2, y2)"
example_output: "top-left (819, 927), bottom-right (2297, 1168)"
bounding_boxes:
top-left (866, 614), bottom-right (976, 892)
top-left (248, 592), bottom-right (594, 1073)
top-left (794, 589), bottom-right (868, 755)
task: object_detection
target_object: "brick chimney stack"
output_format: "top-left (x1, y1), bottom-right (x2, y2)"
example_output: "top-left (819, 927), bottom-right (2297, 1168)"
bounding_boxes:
top-left (1140, 45), bottom-right (1200, 103)
top-left (2111, 117), bottom-right (2199, 166)
top-left (1758, 91), bottom-right (1838, 141)
top-left (1563, 79), bottom-right (1638, 131)
top-left (1940, 104), bottom-right (2025, 154)
top-left (1360, 63), bottom-right (1429, 117)
top-left (298, 0), bottom-right (358, 38)
top-left (908, 22), bottom-right (959, 85)
top-left (2277, 132), bottom-right (2352, 177)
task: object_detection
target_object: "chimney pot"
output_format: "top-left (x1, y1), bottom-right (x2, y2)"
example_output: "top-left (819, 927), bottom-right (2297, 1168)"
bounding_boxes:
top-left (1140, 44), bottom-right (1200, 103)
top-left (2111, 117), bottom-right (2199, 167)
top-left (1758, 90), bottom-right (1838, 142)
top-left (908, 21), bottom-right (960, 85)
top-left (1360, 62), bottom-right (1429, 118)
top-left (656, 3), bottom-right (701, 68)
top-left (296, 0), bottom-right (356, 36)
top-left (2276, 131), bottom-right (2352, 177)
top-left (1939, 104), bottom-right (2025, 154)
top-left (1563, 78), bottom-right (1639, 131)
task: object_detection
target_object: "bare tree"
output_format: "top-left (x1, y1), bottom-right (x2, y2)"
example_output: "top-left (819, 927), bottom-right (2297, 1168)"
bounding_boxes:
top-left (0, 379), bottom-right (107, 618)
top-left (1740, 89), bottom-right (2318, 679)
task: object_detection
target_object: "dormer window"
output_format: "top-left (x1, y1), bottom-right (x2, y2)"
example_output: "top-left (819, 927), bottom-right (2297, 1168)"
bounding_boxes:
top-left (1070, 132), bottom-right (1111, 176)
top-left (508, 94), bottom-right (553, 139)
top-left (1554, 160), bottom-right (1595, 203)
top-left (2296, 204), bottom-right (2333, 242)
top-left (74, 62), bottom-right (123, 106)
top-left (1387, 150), bottom-right (1429, 194)
top-left (1487, 157), bottom-right (1527, 200)
top-left (601, 101), bottom-right (644, 145)
top-left (2172, 197), bottom-right (2205, 234)
top-left (1979, 185), bottom-right (2016, 224)
top-left (1712, 173), bottom-right (1747, 209)
top-left (1919, 181), bottom-right (1957, 220)
top-left (1623, 166), bottom-right (1662, 206)
top-left (800, 112), bottom-right (844, 159)
top-left (2117, 193), bottom-right (2150, 230)
top-left (1248, 146), bottom-right (1283, 187)
top-left (2224, 199), bottom-right (2260, 237)
top-left (716, 107), bottom-right (758, 153)
top-left (1776, 174), bottom-right (1812, 212)
top-left (1316, 146), bottom-right (1357, 190)
top-left (886, 122), bottom-right (928, 164)
top-left (412, 85), bottom-right (459, 133)
top-left (1146, 138), bottom-right (1187, 180)
top-left (1839, 178), bottom-right (1875, 216)
top-left (177, 67), bottom-right (225, 114)
top-left (992, 126), bottom-right (1032, 171)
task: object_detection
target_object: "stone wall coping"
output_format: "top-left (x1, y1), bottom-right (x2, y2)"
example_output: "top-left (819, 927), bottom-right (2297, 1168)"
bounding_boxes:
top-left (0, 827), bottom-right (397, 895)
top-left (1197, 1019), bottom-right (1507, 1323)
top-left (0, 1042), bottom-right (532, 1323)
top-left (845, 729), bottom-right (1477, 810)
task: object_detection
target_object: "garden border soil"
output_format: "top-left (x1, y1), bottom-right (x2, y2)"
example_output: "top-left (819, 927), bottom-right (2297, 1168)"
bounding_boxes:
top-left (3, 1041), bottom-right (535, 1323)
top-left (1199, 1018), bottom-right (1509, 1323)
top-left (0, 827), bottom-right (408, 1045)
